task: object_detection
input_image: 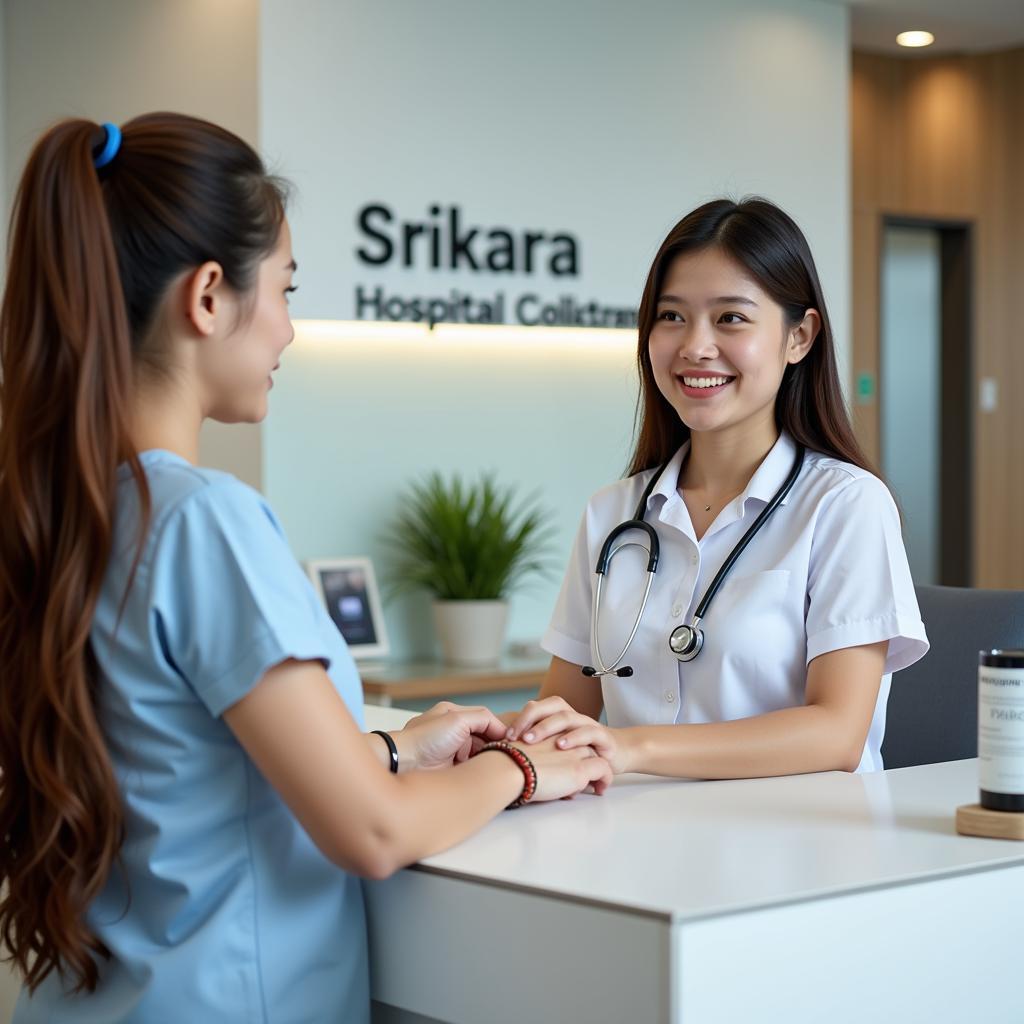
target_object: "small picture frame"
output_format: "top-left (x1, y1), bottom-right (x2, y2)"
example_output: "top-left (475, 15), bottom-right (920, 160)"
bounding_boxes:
top-left (304, 557), bottom-right (390, 660)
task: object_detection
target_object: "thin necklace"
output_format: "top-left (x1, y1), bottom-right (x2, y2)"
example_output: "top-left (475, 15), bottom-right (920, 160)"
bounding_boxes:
top-left (681, 452), bottom-right (714, 512)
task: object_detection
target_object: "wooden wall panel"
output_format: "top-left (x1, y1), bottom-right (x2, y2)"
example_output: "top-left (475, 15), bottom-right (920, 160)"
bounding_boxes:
top-left (851, 48), bottom-right (1024, 588)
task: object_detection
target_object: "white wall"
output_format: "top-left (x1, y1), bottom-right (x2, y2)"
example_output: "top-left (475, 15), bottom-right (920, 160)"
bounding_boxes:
top-left (3, 0), bottom-right (263, 488)
top-left (261, 0), bottom-right (850, 330)
top-left (259, 0), bottom-right (851, 657)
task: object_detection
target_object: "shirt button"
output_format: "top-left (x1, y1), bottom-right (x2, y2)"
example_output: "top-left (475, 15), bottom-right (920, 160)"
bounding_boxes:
top-left (671, 603), bottom-right (682, 618)
top-left (666, 692), bottom-right (675, 703)
top-left (691, 554), bottom-right (698, 565)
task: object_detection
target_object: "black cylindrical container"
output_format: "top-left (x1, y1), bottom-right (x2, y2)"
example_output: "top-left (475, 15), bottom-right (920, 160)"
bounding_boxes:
top-left (979, 650), bottom-right (1024, 812)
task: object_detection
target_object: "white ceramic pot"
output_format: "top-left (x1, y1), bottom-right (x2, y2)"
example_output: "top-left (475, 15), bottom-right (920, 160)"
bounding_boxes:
top-left (432, 599), bottom-right (509, 666)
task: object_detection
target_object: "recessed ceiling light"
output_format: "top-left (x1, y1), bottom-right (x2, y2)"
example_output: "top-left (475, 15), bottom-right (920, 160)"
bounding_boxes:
top-left (897, 30), bottom-right (935, 48)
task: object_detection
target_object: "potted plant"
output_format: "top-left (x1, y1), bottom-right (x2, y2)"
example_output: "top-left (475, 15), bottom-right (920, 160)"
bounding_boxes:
top-left (384, 472), bottom-right (554, 665)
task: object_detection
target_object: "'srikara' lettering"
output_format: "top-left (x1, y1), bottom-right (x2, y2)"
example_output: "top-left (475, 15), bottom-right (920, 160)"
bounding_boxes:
top-left (355, 203), bottom-right (579, 277)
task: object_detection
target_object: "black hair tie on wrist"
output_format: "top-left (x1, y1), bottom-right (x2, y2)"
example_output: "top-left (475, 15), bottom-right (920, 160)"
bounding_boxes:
top-left (371, 730), bottom-right (399, 773)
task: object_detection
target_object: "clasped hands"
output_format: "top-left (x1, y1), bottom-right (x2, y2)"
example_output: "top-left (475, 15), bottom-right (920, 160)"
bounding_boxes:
top-left (505, 697), bottom-right (631, 775)
top-left (391, 699), bottom-right (615, 799)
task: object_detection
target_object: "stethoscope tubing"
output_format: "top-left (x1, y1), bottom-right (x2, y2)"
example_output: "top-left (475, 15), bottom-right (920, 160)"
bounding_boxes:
top-left (584, 443), bottom-right (806, 678)
top-left (594, 519), bottom-right (660, 574)
top-left (688, 444), bottom-right (805, 621)
top-left (590, 543), bottom-right (655, 676)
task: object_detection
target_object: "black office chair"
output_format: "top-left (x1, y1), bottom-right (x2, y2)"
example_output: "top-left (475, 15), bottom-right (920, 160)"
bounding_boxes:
top-left (881, 584), bottom-right (1024, 769)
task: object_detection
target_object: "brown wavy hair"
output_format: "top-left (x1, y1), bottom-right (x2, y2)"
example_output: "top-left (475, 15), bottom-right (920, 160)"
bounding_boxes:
top-left (628, 197), bottom-right (873, 476)
top-left (0, 113), bottom-right (286, 994)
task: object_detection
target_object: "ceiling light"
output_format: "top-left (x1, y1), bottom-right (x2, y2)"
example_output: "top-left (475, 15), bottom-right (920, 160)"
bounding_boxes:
top-left (896, 30), bottom-right (935, 48)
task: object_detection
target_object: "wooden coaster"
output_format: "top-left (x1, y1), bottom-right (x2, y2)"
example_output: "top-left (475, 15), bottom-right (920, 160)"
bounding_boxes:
top-left (956, 803), bottom-right (1024, 840)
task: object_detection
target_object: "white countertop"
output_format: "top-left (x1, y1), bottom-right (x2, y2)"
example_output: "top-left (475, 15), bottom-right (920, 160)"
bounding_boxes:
top-left (410, 758), bottom-right (1024, 922)
top-left (363, 704), bottom-right (418, 732)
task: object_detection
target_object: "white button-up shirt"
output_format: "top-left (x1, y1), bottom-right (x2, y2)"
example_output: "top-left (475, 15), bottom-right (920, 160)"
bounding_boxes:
top-left (542, 432), bottom-right (929, 772)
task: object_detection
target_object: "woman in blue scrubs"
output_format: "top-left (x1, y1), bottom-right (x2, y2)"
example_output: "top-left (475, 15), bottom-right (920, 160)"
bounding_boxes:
top-left (0, 114), bottom-right (611, 1024)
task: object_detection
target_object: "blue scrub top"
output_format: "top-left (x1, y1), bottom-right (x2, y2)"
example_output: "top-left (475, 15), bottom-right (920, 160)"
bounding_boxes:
top-left (15, 451), bottom-right (370, 1024)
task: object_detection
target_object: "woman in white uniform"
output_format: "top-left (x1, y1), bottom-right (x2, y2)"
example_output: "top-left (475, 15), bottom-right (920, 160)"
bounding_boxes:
top-left (507, 197), bottom-right (929, 777)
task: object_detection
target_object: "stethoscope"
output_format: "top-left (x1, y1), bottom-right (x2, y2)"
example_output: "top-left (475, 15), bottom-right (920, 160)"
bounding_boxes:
top-left (582, 444), bottom-right (805, 679)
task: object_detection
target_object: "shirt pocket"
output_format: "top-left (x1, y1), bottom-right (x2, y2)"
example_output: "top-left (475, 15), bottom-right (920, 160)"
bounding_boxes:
top-left (703, 568), bottom-right (802, 712)
top-left (701, 568), bottom-right (791, 657)
top-left (711, 568), bottom-right (791, 606)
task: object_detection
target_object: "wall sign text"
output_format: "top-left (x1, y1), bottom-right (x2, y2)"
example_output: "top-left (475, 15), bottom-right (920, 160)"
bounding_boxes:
top-left (353, 202), bottom-right (637, 329)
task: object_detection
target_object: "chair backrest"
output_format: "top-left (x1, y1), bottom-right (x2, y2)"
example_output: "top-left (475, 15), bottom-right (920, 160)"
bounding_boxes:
top-left (881, 584), bottom-right (1024, 769)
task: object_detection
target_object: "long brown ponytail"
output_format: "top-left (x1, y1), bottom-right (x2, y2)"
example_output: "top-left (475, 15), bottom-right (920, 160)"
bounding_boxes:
top-left (0, 114), bottom-right (287, 993)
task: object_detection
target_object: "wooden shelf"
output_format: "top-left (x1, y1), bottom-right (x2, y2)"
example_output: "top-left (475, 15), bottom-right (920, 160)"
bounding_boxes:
top-left (359, 654), bottom-right (548, 704)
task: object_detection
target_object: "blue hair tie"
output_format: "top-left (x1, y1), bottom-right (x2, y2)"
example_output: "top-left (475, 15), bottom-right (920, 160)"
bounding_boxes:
top-left (93, 122), bottom-right (122, 169)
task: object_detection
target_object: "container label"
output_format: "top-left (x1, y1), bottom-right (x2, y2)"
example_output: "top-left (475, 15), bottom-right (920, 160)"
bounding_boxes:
top-left (979, 666), bottom-right (1024, 794)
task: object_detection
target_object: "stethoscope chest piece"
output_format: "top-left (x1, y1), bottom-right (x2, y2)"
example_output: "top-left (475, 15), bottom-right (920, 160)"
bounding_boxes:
top-left (668, 623), bottom-right (704, 662)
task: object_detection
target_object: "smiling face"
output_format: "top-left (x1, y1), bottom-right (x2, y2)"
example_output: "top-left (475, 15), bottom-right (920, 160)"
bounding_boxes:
top-left (648, 245), bottom-right (814, 445)
top-left (202, 219), bottom-right (297, 424)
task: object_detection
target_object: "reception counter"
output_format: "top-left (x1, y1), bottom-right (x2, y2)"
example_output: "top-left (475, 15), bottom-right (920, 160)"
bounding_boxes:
top-left (362, 713), bottom-right (1023, 1024)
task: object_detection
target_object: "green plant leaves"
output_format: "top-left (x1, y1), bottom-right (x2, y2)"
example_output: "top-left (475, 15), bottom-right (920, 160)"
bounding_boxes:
top-left (382, 472), bottom-right (556, 601)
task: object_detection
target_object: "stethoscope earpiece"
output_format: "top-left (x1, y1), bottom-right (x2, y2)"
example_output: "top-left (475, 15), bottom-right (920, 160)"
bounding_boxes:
top-left (582, 664), bottom-right (634, 678)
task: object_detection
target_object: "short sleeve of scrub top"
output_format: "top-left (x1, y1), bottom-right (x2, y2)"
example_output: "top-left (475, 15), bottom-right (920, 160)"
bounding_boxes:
top-left (149, 474), bottom-right (348, 716)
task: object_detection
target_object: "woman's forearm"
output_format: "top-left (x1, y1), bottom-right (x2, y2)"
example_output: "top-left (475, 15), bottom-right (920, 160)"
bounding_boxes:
top-left (367, 752), bottom-right (524, 875)
top-left (618, 704), bottom-right (864, 779)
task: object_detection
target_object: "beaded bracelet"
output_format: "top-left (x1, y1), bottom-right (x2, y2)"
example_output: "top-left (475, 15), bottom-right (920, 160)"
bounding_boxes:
top-left (475, 740), bottom-right (537, 809)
